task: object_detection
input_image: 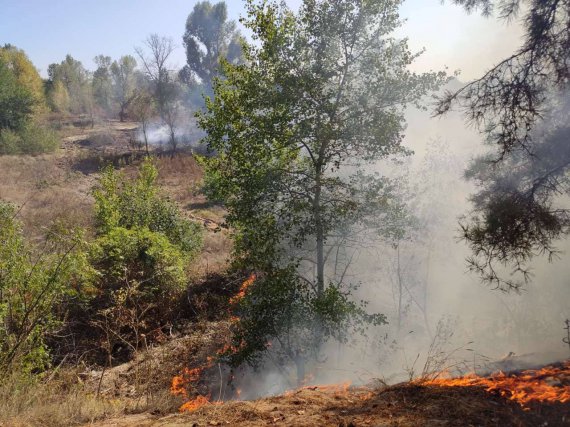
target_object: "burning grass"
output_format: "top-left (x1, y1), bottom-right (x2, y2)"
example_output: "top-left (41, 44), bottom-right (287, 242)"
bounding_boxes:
top-left (170, 274), bottom-right (256, 413)
top-left (88, 374), bottom-right (570, 426)
top-left (420, 360), bottom-right (570, 407)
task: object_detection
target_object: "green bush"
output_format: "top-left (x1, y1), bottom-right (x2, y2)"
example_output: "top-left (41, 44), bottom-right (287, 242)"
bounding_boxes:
top-left (94, 157), bottom-right (203, 257)
top-left (91, 226), bottom-right (187, 298)
top-left (0, 123), bottom-right (59, 155)
top-left (88, 159), bottom-right (203, 358)
top-left (0, 202), bottom-right (93, 376)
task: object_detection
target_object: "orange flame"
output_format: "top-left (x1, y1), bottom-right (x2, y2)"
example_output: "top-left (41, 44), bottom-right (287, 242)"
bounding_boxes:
top-left (179, 395), bottom-right (212, 412)
top-left (229, 273), bottom-right (256, 305)
top-left (171, 273), bottom-right (257, 412)
top-left (422, 361), bottom-right (570, 407)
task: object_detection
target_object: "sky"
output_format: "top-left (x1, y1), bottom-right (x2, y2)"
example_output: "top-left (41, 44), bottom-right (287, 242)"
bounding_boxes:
top-left (0, 0), bottom-right (523, 80)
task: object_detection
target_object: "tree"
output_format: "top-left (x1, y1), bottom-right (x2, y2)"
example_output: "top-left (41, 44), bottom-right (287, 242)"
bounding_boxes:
top-left (110, 55), bottom-right (138, 122)
top-left (199, 0), bottom-right (446, 378)
top-left (181, 1), bottom-right (243, 93)
top-left (0, 45), bottom-right (45, 109)
top-left (0, 202), bottom-right (93, 375)
top-left (92, 55), bottom-right (113, 113)
top-left (0, 59), bottom-right (35, 132)
top-left (135, 34), bottom-right (176, 117)
top-left (48, 80), bottom-right (70, 114)
top-left (47, 55), bottom-right (90, 114)
top-left (437, 0), bottom-right (570, 290)
top-left (129, 89), bottom-right (156, 155)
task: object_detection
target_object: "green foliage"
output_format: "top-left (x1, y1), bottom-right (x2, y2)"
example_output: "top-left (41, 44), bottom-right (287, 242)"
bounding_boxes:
top-left (94, 158), bottom-right (203, 256)
top-left (0, 59), bottom-right (35, 132)
top-left (110, 55), bottom-right (138, 121)
top-left (47, 80), bottom-right (70, 113)
top-left (0, 122), bottom-right (59, 155)
top-left (0, 45), bottom-right (46, 109)
top-left (90, 159), bottom-right (202, 356)
top-left (199, 0), bottom-right (446, 372)
top-left (223, 270), bottom-right (386, 368)
top-left (92, 55), bottom-right (113, 113)
top-left (182, 1), bottom-right (243, 93)
top-left (47, 55), bottom-right (90, 114)
top-left (0, 202), bottom-right (94, 376)
top-left (91, 226), bottom-right (187, 303)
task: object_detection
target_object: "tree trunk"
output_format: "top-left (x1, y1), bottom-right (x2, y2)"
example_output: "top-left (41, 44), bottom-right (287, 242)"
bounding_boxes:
top-left (295, 352), bottom-right (306, 387)
top-left (314, 168), bottom-right (325, 296)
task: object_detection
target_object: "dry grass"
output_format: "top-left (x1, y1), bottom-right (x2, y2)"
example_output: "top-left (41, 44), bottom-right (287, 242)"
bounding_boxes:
top-left (0, 320), bottom-right (233, 427)
top-left (0, 120), bottom-right (237, 426)
top-left (88, 381), bottom-right (570, 427)
top-left (0, 154), bottom-right (94, 240)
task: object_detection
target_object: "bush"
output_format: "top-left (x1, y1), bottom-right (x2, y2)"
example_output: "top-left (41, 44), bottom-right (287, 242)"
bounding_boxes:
top-left (91, 226), bottom-right (187, 298)
top-left (88, 227), bottom-right (188, 359)
top-left (94, 157), bottom-right (203, 257)
top-left (0, 202), bottom-right (93, 376)
top-left (0, 123), bottom-right (59, 155)
top-left (88, 158), bottom-right (203, 360)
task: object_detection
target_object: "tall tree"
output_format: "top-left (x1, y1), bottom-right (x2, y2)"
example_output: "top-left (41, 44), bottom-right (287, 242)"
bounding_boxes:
top-left (92, 55), bottom-right (113, 113)
top-left (135, 34), bottom-right (176, 117)
top-left (129, 89), bottom-right (155, 155)
top-left (0, 59), bottom-right (35, 131)
top-left (199, 0), bottom-right (446, 376)
top-left (110, 55), bottom-right (138, 122)
top-left (47, 55), bottom-right (90, 114)
top-left (0, 44), bottom-right (45, 108)
top-left (437, 0), bottom-right (570, 290)
top-left (181, 1), bottom-right (243, 91)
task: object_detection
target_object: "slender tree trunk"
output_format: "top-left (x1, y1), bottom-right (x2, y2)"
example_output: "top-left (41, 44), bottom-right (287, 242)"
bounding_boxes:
top-left (396, 243), bottom-right (403, 332)
top-left (142, 120), bottom-right (149, 156)
top-left (295, 352), bottom-right (306, 387)
top-left (314, 168), bottom-right (325, 296)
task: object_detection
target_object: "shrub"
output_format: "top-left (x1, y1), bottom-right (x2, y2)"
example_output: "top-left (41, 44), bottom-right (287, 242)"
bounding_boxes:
top-left (91, 226), bottom-right (187, 298)
top-left (94, 157), bottom-right (203, 257)
top-left (88, 159), bottom-right (203, 360)
top-left (0, 202), bottom-right (93, 376)
top-left (0, 123), bottom-right (59, 155)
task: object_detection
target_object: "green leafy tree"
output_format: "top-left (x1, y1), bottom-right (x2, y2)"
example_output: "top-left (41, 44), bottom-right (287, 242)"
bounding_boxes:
top-left (110, 55), bottom-right (138, 121)
top-left (200, 0), bottom-right (446, 378)
top-left (0, 44), bottom-right (46, 109)
top-left (181, 1), bottom-right (243, 94)
top-left (92, 55), bottom-right (114, 113)
top-left (47, 55), bottom-right (90, 115)
top-left (129, 89), bottom-right (156, 155)
top-left (48, 80), bottom-right (70, 114)
top-left (0, 59), bottom-right (35, 132)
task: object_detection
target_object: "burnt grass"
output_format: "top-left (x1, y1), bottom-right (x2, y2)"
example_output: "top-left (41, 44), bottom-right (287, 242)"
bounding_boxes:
top-left (91, 382), bottom-right (570, 426)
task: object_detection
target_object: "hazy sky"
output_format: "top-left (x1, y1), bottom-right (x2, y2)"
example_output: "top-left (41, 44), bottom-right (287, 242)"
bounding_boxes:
top-left (0, 0), bottom-right (523, 80)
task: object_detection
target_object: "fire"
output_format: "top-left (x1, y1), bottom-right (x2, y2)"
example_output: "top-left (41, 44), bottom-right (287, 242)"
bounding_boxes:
top-left (229, 273), bottom-right (256, 305)
top-left (171, 367), bottom-right (205, 397)
top-left (179, 395), bottom-right (212, 412)
top-left (171, 273), bottom-right (257, 412)
top-left (422, 361), bottom-right (570, 407)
